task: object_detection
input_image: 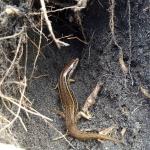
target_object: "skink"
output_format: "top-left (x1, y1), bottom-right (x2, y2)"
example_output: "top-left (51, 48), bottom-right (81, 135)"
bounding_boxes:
top-left (58, 58), bottom-right (117, 142)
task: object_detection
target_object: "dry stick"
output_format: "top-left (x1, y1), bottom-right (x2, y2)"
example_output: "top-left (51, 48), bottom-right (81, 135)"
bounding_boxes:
top-left (4, 80), bottom-right (32, 106)
top-left (0, 27), bottom-right (54, 138)
top-left (75, 11), bottom-right (87, 43)
top-left (109, 0), bottom-right (128, 86)
top-left (23, 33), bottom-right (33, 119)
top-left (29, 4), bottom-right (83, 15)
top-left (15, 39), bottom-right (24, 70)
top-left (74, 0), bottom-right (88, 11)
top-left (30, 13), bottom-right (43, 80)
top-left (67, 36), bottom-right (88, 44)
top-left (41, 33), bottom-right (73, 49)
top-left (97, 0), bottom-right (104, 8)
top-left (26, 36), bottom-right (46, 59)
top-left (12, 35), bottom-right (29, 131)
top-left (47, 5), bottom-right (80, 13)
top-left (25, 14), bottom-right (49, 42)
top-left (0, 42), bottom-right (26, 132)
top-left (127, 0), bottom-right (134, 85)
top-left (0, 114), bottom-right (10, 124)
top-left (40, 0), bottom-right (69, 48)
top-left (1, 49), bottom-right (12, 63)
top-left (2, 96), bottom-right (27, 131)
top-left (52, 133), bottom-right (68, 141)
top-left (0, 50), bottom-right (72, 149)
top-left (2, 38), bottom-right (24, 117)
top-left (0, 76), bottom-right (27, 133)
top-left (0, 32), bottom-right (24, 87)
top-left (0, 34), bottom-right (53, 123)
top-left (46, 0), bottom-right (86, 12)
top-left (87, 31), bottom-right (95, 63)
top-left (0, 27), bottom-right (24, 41)
top-left (0, 92), bottom-right (53, 122)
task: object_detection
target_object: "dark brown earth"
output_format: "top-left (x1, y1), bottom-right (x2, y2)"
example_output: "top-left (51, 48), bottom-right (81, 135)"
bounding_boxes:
top-left (1, 0), bottom-right (149, 150)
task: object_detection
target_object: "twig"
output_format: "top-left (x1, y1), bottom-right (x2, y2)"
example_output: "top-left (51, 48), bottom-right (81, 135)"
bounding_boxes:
top-left (25, 14), bottom-right (49, 41)
top-left (0, 92), bottom-right (53, 122)
top-left (67, 36), bottom-right (88, 44)
top-left (0, 27), bottom-right (24, 41)
top-left (87, 31), bottom-right (95, 63)
top-left (30, 13), bottom-right (44, 80)
top-left (32, 74), bottom-right (49, 79)
top-left (74, 0), bottom-right (88, 11)
top-left (127, 0), bottom-right (134, 85)
top-left (0, 76), bottom-right (27, 133)
top-left (0, 31), bottom-right (24, 86)
top-left (40, 0), bottom-right (69, 48)
top-left (26, 35), bottom-right (46, 59)
top-left (2, 94), bottom-right (27, 132)
top-left (109, 0), bottom-right (128, 87)
top-left (48, 5), bottom-right (80, 13)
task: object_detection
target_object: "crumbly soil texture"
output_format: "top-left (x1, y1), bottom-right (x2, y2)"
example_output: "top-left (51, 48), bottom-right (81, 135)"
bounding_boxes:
top-left (0, 0), bottom-right (150, 150)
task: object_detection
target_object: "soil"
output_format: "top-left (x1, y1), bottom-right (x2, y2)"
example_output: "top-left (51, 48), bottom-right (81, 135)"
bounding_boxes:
top-left (8, 0), bottom-right (150, 149)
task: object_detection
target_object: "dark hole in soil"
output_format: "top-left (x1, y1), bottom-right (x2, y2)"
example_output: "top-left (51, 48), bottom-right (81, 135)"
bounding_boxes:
top-left (31, 0), bottom-right (112, 47)
top-left (31, 0), bottom-right (90, 59)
